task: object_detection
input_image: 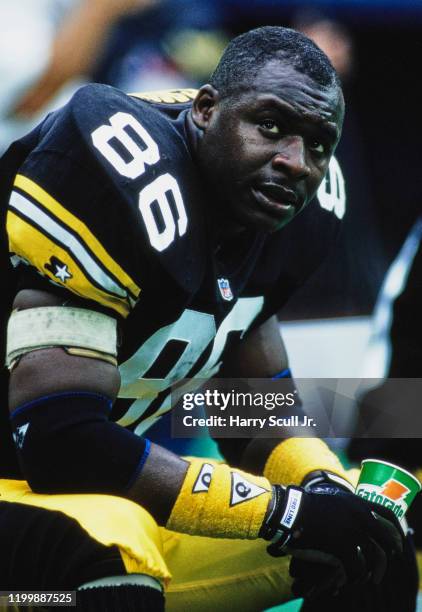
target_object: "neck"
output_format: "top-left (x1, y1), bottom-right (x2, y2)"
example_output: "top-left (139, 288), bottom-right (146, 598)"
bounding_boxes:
top-left (185, 111), bottom-right (255, 241)
top-left (185, 111), bottom-right (202, 160)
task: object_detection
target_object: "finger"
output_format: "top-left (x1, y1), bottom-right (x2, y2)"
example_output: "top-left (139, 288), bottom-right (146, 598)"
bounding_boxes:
top-left (370, 511), bottom-right (403, 555)
top-left (266, 541), bottom-right (288, 557)
top-left (342, 543), bottom-right (367, 584)
top-left (289, 554), bottom-right (347, 599)
top-left (307, 565), bottom-right (347, 600)
top-left (350, 545), bottom-right (370, 585)
top-left (289, 548), bottom-right (341, 567)
top-left (292, 564), bottom-right (346, 600)
top-left (289, 556), bottom-right (302, 578)
top-left (363, 536), bottom-right (387, 584)
top-left (289, 556), bottom-right (332, 578)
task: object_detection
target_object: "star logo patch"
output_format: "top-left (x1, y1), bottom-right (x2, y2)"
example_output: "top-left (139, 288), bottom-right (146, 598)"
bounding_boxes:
top-left (54, 263), bottom-right (72, 282)
top-left (45, 256), bottom-right (72, 283)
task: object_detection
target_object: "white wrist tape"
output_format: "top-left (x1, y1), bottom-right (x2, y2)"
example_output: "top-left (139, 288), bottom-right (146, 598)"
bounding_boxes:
top-left (6, 307), bottom-right (117, 367)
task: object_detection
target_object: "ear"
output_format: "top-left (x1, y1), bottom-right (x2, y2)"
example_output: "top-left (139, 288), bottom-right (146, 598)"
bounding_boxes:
top-left (191, 84), bottom-right (219, 130)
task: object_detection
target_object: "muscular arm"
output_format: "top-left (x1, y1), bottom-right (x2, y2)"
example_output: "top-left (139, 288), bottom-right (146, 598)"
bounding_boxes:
top-left (218, 315), bottom-right (289, 379)
top-left (216, 315), bottom-right (292, 471)
top-left (9, 289), bottom-right (188, 525)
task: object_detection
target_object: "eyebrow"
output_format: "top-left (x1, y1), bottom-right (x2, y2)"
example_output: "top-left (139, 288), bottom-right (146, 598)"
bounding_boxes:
top-left (254, 95), bottom-right (340, 142)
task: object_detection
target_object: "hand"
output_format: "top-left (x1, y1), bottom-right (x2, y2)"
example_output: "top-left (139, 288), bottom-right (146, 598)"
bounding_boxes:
top-left (406, 491), bottom-right (422, 547)
top-left (261, 483), bottom-right (404, 597)
top-left (292, 531), bottom-right (419, 611)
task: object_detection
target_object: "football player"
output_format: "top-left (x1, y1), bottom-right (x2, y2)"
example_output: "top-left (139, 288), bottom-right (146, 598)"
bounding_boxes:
top-left (0, 26), bottom-right (417, 611)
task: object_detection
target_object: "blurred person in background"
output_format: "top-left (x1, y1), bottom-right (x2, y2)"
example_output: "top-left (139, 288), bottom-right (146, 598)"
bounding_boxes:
top-left (90, 0), bottom-right (228, 92)
top-left (1, 0), bottom-right (229, 156)
top-left (6, 0), bottom-right (228, 122)
top-left (0, 0), bottom-right (155, 153)
top-left (12, 0), bottom-right (151, 117)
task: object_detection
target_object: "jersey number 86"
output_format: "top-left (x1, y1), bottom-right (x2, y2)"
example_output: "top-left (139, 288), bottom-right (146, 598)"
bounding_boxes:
top-left (91, 111), bottom-right (188, 252)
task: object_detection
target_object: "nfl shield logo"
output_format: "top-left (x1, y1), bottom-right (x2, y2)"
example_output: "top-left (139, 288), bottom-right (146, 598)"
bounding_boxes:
top-left (217, 278), bottom-right (233, 301)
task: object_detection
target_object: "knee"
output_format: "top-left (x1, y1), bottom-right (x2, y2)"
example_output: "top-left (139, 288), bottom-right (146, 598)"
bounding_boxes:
top-left (0, 500), bottom-right (125, 590)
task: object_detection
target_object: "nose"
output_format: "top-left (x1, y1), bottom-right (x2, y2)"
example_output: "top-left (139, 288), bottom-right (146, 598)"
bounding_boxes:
top-left (272, 136), bottom-right (311, 180)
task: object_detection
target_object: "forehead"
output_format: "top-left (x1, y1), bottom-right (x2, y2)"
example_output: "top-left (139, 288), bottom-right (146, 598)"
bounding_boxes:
top-left (233, 59), bottom-right (344, 136)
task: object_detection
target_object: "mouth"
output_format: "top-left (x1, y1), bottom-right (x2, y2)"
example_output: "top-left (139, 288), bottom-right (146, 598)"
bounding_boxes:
top-left (250, 183), bottom-right (299, 218)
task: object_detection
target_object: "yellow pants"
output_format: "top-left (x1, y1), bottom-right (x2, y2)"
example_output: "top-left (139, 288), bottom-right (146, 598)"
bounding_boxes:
top-left (0, 480), bottom-right (293, 612)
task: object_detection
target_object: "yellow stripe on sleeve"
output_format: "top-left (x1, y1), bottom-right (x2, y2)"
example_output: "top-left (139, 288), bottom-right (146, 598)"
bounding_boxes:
top-left (14, 174), bottom-right (141, 301)
top-left (7, 211), bottom-right (130, 317)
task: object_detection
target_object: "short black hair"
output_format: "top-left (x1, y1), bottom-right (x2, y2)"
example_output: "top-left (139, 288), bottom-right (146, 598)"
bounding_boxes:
top-left (210, 26), bottom-right (340, 99)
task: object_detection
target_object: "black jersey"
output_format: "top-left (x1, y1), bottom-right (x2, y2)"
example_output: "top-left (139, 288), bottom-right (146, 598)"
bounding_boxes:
top-left (1, 84), bottom-right (344, 474)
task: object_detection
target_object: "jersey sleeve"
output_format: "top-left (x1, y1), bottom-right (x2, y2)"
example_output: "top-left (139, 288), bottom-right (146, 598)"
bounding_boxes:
top-left (8, 164), bottom-right (141, 318)
top-left (6, 84), bottom-right (204, 318)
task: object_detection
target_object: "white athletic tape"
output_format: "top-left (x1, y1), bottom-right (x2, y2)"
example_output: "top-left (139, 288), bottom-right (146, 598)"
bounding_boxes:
top-left (6, 307), bottom-right (117, 367)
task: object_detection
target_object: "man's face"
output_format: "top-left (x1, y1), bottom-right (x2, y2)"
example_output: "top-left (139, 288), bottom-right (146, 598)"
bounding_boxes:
top-left (193, 59), bottom-right (344, 233)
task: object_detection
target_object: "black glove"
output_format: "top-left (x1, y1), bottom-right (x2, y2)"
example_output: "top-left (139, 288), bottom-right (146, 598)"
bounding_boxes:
top-left (406, 492), bottom-right (422, 547)
top-left (261, 480), bottom-right (404, 597)
top-left (295, 531), bottom-right (419, 612)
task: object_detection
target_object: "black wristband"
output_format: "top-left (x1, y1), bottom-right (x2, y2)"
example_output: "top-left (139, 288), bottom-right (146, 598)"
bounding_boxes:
top-left (302, 470), bottom-right (355, 493)
top-left (260, 485), bottom-right (284, 540)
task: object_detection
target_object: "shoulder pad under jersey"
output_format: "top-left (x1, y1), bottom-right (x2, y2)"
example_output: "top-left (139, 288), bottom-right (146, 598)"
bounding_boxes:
top-left (7, 84), bottom-right (206, 317)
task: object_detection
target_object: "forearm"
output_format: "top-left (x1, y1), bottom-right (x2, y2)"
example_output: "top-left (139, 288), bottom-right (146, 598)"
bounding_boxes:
top-left (10, 385), bottom-right (188, 524)
top-left (9, 348), bottom-right (272, 535)
top-left (218, 315), bottom-right (355, 486)
top-left (11, 392), bottom-right (273, 539)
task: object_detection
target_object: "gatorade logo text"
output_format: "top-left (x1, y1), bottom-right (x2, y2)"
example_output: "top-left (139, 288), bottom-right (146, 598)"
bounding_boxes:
top-left (356, 478), bottom-right (411, 520)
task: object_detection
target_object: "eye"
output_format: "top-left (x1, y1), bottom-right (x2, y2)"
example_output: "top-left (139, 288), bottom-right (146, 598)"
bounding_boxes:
top-left (308, 140), bottom-right (325, 155)
top-left (259, 119), bottom-right (280, 134)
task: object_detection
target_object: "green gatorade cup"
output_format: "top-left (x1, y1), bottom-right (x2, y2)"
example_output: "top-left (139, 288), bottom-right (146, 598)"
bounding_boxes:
top-left (356, 459), bottom-right (421, 523)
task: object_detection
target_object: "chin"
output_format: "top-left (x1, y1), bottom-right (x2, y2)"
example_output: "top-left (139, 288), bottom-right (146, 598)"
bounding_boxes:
top-left (237, 208), bottom-right (296, 234)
